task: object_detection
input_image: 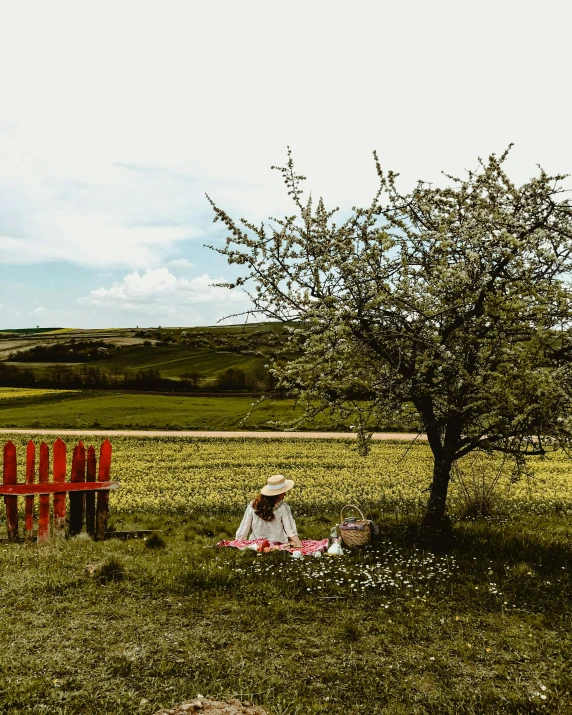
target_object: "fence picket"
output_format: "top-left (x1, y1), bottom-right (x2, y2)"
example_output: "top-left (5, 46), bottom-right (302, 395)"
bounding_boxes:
top-left (96, 439), bottom-right (112, 541)
top-left (38, 442), bottom-right (50, 542)
top-left (69, 442), bottom-right (86, 536)
top-left (25, 441), bottom-right (35, 540)
top-left (53, 438), bottom-right (67, 538)
top-left (1, 438), bottom-right (115, 543)
top-left (3, 441), bottom-right (18, 541)
top-left (85, 446), bottom-right (96, 537)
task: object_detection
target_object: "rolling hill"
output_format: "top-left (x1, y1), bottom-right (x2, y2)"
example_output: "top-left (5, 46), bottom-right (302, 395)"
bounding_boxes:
top-left (0, 323), bottom-right (293, 392)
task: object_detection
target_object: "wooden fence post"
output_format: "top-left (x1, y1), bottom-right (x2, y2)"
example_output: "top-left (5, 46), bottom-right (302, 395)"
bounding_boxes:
top-left (38, 442), bottom-right (50, 543)
top-left (53, 438), bottom-right (67, 538)
top-left (69, 442), bottom-right (86, 537)
top-left (3, 441), bottom-right (18, 542)
top-left (95, 439), bottom-right (112, 541)
top-left (25, 440), bottom-right (35, 541)
top-left (85, 446), bottom-right (96, 538)
top-left (0, 438), bottom-right (115, 543)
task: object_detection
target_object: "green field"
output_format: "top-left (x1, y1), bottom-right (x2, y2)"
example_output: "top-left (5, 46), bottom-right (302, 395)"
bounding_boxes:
top-left (0, 327), bottom-right (62, 334)
top-left (0, 323), bottom-right (290, 389)
top-left (97, 346), bottom-right (267, 380)
top-left (0, 388), bottom-right (352, 431)
top-left (7, 347), bottom-right (267, 382)
top-left (0, 435), bottom-right (570, 713)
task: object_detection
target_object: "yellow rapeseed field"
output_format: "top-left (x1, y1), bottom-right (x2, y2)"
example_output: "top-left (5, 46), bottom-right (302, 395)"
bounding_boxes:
top-left (0, 388), bottom-right (76, 400)
top-left (2, 434), bottom-right (572, 517)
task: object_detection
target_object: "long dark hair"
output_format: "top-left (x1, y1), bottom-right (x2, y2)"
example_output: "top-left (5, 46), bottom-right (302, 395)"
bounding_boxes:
top-left (252, 493), bottom-right (283, 522)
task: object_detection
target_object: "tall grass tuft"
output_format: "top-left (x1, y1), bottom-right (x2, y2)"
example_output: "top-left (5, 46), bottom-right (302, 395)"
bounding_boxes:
top-left (93, 555), bottom-right (126, 584)
top-left (454, 453), bottom-right (511, 518)
top-left (340, 621), bottom-right (362, 642)
top-left (145, 533), bottom-right (166, 549)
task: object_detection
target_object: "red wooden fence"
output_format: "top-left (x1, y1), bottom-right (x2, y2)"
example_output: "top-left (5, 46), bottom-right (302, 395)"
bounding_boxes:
top-left (1, 438), bottom-right (118, 542)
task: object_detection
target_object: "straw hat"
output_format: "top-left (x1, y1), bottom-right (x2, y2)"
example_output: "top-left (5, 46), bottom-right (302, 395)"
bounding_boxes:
top-left (260, 474), bottom-right (295, 496)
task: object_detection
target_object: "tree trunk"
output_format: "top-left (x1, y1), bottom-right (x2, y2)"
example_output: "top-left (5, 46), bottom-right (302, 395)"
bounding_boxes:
top-left (422, 456), bottom-right (453, 529)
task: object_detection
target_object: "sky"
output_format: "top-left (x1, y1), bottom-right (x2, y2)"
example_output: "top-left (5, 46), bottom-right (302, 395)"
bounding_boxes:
top-left (1, 0), bottom-right (571, 329)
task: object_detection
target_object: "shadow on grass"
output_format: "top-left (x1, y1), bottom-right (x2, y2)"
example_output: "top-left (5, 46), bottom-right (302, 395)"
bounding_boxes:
top-left (109, 509), bottom-right (572, 573)
top-left (369, 512), bottom-right (572, 569)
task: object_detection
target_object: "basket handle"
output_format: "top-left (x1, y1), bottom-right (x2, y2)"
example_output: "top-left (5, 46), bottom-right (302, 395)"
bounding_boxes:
top-left (340, 504), bottom-right (366, 522)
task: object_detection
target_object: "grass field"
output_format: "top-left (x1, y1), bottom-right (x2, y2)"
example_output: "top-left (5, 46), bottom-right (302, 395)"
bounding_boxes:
top-left (0, 327), bottom-right (62, 334)
top-left (0, 388), bottom-right (386, 431)
top-left (97, 345), bottom-right (267, 380)
top-left (6, 347), bottom-right (267, 382)
top-left (0, 433), bottom-right (570, 714)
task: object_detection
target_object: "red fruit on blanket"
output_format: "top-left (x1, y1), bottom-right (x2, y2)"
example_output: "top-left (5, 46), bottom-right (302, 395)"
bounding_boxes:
top-left (259, 539), bottom-right (271, 551)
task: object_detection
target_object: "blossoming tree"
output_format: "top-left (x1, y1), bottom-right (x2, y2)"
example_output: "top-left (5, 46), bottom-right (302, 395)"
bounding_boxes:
top-left (207, 146), bottom-right (572, 528)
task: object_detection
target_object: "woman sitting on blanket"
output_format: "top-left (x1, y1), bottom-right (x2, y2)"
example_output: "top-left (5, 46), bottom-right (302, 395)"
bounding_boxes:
top-left (236, 475), bottom-right (303, 549)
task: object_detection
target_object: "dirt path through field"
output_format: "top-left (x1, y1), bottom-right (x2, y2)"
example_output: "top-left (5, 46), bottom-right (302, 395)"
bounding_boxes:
top-left (0, 428), bottom-right (426, 440)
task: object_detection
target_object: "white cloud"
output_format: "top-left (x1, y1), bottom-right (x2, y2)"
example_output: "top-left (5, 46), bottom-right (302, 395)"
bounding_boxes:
top-left (1, 0), bottom-right (570, 276)
top-left (31, 306), bottom-right (46, 315)
top-left (0, 169), bottom-right (196, 268)
top-left (167, 258), bottom-right (195, 269)
top-left (1, 0), bottom-right (571, 329)
top-left (80, 268), bottom-right (251, 317)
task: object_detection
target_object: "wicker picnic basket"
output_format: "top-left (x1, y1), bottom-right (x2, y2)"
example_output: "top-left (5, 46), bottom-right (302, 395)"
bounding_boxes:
top-left (337, 504), bottom-right (371, 547)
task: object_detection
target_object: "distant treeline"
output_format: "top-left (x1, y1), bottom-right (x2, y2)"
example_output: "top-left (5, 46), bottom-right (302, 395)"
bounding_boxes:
top-left (11, 340), bottom-right (116, 363)
top-left (134, 328), bottom-right (286, 354)
top-left (0, 363), bottom-right (278, 394)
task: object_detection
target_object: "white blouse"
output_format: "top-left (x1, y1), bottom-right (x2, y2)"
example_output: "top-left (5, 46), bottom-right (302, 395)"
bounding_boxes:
top-left (235, 501), bottom-right (298, 543)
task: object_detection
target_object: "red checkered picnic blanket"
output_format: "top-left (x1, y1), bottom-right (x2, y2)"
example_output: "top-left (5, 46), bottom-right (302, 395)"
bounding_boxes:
top-left (216, 538), bottom-right (328, 554)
